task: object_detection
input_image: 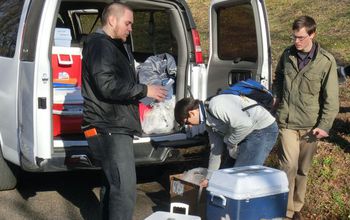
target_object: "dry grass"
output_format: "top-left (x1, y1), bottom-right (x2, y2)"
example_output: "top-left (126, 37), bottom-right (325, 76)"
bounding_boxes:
top-left (188, 0), bottom-right (350, 218)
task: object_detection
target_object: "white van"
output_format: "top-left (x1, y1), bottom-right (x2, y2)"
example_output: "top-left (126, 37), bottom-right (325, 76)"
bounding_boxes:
top-left (0, 0), bottom-right (271, 190)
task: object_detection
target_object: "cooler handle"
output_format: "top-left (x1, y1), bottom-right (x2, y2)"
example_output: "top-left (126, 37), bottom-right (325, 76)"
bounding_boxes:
top-left (210, 192), bottom-right (227, 208)
top-left (57, 53), bottom-right (73, 65)
top-left (170, 202), bottom-right (189, 215)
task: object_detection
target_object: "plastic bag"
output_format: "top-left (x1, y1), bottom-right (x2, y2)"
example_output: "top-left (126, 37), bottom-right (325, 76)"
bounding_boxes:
top-left (182, 167), bottom-right (208, 185)
top-left (141, 96), bottom-right (175, 134)
top-left (140, 78), bottom-right (174, 106)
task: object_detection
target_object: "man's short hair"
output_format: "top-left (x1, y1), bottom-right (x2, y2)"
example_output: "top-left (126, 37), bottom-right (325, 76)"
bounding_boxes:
top-left (174, 98), bottom-right (200, 126)
top-left (101, 2), bottom-right (132, 26)
top-left (292, 15), bottom-right (317, 35)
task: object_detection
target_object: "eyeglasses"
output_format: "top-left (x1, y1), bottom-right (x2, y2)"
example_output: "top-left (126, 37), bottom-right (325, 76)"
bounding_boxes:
top-left (183, 116), bottom-right (190, 125)
top-left (290, 34), bottom-right (309, 42)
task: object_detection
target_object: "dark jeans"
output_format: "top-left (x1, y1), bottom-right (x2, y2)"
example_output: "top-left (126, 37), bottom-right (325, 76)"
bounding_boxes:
top-left (234, 121), bottom-right (278, 167)
top-left (87, 133), bottom-right (136, 220)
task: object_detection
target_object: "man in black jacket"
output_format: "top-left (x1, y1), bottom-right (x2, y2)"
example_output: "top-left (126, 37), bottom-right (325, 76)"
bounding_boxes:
top-left (81, 3), bottom-right (167, 220)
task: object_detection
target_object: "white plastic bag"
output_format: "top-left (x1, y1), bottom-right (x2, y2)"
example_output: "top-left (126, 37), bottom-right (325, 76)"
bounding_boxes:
top-left (182, 167), bottom-right (208, 185)
top-left (142, 96), bottom-right (175, 134)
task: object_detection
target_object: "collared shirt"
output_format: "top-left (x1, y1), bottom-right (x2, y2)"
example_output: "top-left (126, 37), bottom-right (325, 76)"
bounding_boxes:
top-left (297, 43), bottom-right (316, 70)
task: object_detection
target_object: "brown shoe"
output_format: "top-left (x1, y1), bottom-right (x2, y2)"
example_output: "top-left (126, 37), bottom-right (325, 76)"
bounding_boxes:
top-left (292, 212), bottom-right (303, 220)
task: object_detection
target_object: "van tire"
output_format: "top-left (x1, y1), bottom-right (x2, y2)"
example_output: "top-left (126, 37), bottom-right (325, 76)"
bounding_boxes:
top-left (0, 149), bottom-right (17, 191)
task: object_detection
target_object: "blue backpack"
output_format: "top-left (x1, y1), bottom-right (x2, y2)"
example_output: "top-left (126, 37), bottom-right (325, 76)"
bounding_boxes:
top-left (220, 79), bottom-right (274, 111)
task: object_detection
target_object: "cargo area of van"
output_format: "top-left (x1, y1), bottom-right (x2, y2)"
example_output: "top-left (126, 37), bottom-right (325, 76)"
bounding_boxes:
top-left (49, 0), bottom-right (209, 170)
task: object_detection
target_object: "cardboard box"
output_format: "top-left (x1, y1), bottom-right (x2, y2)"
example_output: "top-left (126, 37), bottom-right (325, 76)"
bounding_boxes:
top-left (207, 165), bottom-right (289, 220)
top-left (169, 173), bottom-right (207, 220)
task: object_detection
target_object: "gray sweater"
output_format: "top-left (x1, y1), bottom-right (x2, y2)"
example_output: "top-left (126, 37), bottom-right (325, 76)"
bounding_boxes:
top-left (205, 94), bottom-right (275, 177)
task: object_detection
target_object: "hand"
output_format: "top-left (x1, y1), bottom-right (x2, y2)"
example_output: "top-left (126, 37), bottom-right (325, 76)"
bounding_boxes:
top-left (199, 179), bottom-right (209, 188)
top-left (312, 128), bottom-right (329, 139)
top-left (146, 85), bottom-right (167, 102)
top-left (270, 97), bottom-right (280, 114)
top-left (226, 143), bottom-right (238, 159)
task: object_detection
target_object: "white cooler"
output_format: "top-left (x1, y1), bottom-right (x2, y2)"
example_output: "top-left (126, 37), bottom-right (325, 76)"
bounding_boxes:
top-left (145, 202), bottom-right (201, 220)
top-left (145, 211), bottom-right (201, 220)
top-left (207, 165), bottom-right (289, 220)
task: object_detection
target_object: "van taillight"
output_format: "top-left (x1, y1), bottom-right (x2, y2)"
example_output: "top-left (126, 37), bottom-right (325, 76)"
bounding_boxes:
top-left (191, 29), bottom-right (203, 64)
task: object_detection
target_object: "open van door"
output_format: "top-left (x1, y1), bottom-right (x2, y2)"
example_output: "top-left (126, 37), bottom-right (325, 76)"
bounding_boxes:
top-left (18, 0), bottom-right (60, 170)
top-left (206, 0), bottom-right (271, 97)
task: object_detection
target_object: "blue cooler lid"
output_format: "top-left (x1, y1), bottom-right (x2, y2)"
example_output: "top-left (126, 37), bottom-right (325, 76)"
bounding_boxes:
top-left (207, 165), bottom-right (289, 200)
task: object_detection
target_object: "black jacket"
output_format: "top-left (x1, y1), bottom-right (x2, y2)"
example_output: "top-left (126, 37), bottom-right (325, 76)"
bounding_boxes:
top-left (81, 31), bottom-right (147, 136)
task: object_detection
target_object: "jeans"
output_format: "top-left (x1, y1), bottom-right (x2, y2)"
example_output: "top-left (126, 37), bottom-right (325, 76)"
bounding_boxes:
top-left (87, 133), bottom-right (136, 220)
top-left (234, 121), bottom-right (278, 167)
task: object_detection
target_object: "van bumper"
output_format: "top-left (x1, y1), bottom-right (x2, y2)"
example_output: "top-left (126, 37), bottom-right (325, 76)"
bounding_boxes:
top-left (23, 136), bottom-right (209, 172)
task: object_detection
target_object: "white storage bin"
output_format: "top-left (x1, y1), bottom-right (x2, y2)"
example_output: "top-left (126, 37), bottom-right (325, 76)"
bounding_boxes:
top-left (145, 211), bottom-right (201, 220)
top-left (54, 28), bottom-right (72, 47)
top-left (145, 202), bottom-right (201, 220)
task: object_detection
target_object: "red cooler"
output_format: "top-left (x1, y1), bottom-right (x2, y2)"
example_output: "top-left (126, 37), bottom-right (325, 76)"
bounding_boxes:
top-left (52, 46), bottom-right (82, 87)
top-left (53, 87), bottom-right (83, 136)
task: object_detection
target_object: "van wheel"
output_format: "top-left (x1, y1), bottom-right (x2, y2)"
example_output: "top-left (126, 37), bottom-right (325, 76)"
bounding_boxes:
top-left (0, 149), bottom-right (17, 191)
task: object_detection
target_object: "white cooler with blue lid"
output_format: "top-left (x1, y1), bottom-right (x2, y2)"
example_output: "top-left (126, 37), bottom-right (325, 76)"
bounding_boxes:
top-left (207, 165), bottom-right (288, 220)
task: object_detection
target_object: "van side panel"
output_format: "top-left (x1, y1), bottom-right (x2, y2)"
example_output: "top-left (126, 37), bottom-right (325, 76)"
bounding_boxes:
top-left (0, 0), bottom-right (29, 165)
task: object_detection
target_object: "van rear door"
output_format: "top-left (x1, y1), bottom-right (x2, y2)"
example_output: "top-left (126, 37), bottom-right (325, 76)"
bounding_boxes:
top-left (19, 0), bottom-right (60, 170)
top-left (206, 0), bottom-right (271, 97)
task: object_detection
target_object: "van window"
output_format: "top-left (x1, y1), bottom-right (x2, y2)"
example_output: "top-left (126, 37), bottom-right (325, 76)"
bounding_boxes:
top-left (21, 0), bottom-right (45, 61)
top-left (0, 0), bottom-right (25, 57)
top-left (132, 11), bottom-right (177, 61)
top-left (69, 10), bottom-right (102, 42)
top-left (217, 4), bottom-right (257, 62)
top-left (78, 13), bottom-right (101, 34)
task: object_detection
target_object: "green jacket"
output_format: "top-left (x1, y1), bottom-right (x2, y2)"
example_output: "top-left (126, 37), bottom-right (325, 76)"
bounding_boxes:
top-left (272, 43), bottom-right (339, 132)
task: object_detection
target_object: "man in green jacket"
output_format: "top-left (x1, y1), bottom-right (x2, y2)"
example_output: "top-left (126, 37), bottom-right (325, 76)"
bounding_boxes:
top-left (272, 16), bottom-right (339, 220)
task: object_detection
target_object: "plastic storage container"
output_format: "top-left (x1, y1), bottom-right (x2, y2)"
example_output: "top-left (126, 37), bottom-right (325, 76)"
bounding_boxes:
top-left (145, 211), bottom-right (201, 220)
top-left (52, 46), bottom-right (82, 87)
top-left (207, 165), bottom-right (288, 220)
top-left (54, 28), bottom-right (72, 47)
top-left (145, 202), bottom-right (201, 220)
top-left (53, 87), bottom-right (83, 136)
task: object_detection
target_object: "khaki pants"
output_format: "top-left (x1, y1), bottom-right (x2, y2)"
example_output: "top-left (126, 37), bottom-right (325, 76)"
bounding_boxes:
top-left (278, 128), bottom-right (318, 218)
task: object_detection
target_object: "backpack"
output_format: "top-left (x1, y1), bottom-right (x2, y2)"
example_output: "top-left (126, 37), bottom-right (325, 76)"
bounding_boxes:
top-left (220, 79), bottom-right (274, 111)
